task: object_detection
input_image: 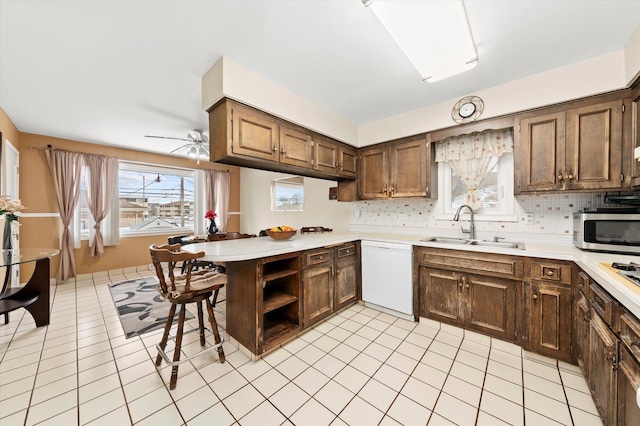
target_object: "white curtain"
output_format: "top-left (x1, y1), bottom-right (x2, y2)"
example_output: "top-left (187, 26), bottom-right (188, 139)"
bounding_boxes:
top-left (204, 170), bottom-right (231, 232)
top-left (435, 128), bottom-right (513, 210)
top-left (82, 153), bottom-right (119, 256)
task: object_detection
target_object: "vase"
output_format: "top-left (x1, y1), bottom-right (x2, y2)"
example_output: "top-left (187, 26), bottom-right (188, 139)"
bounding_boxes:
top-left (2, 220), bottom-right (12, 250)
top-left (208, 220), bottom-right (218, 235)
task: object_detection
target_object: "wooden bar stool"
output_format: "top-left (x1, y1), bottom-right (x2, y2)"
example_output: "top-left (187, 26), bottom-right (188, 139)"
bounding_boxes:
top-left (149, 243), bottom-right (226, 390)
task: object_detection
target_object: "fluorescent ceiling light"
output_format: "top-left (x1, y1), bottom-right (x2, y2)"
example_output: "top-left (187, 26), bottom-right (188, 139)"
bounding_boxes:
top-left (364, 0), bottom-right (478, 83)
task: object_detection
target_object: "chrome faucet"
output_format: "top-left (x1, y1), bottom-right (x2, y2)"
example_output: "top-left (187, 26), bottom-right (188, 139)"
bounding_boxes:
top-left (453, 204), bottom-right (475, 240)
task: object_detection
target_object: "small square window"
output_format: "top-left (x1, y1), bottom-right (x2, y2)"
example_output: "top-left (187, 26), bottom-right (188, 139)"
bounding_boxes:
top-left (271, 177), bottom-right (304, 211)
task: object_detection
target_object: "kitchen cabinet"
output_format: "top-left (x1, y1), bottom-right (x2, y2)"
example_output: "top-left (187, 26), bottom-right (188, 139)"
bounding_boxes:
top-left (576, 270), bottom-right (592, 373)
top-left (279, 125), bottom-right (313, 169)
top-left (302, 242), bottom-right (359, 328)
top-left (516, 95), bottom-right (625, 193)
top-left (416, 247), bottom-right (523, 343)
top-left (208, 99), bottom-right (357, 181)
top-left (226, 252), bottom-right (301, 355)
top-left (618, 345), bottom-right (640, 425)
top-left (631, 84), bottom-right (640, 188)
top-left (359, 135), bottom-right (436, 199)
top-left (589, 308), bottom-right (618, 426)
top-left (525, 260), bottom-right (573, 362)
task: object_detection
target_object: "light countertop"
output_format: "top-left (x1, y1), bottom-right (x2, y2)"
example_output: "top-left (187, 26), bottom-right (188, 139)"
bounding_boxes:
top-left (183, 231), bottom-right (640, 318)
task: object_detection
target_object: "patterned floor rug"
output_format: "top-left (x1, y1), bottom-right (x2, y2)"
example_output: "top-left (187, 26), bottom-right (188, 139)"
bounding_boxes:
top-left (108, 277), bottom-right (193, 338)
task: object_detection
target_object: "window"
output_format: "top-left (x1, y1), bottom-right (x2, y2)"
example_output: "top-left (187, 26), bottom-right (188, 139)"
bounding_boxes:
top-left (78, 162), bottom-right (197, 238)
top-left (435, 129), bottom-right (516, 221)
top-left (438, 153), bottom-right (515, 220)
top-left (271, 176), bottom-right (304, 211)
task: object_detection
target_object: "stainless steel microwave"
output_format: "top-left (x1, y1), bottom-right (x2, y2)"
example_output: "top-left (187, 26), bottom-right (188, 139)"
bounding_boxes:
top-left (573, 211), bottom-right (640, 254)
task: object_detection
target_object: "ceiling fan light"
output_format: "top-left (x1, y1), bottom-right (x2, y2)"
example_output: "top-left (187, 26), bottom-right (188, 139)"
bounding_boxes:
top-left (187, 146), bottom-right (198, 158)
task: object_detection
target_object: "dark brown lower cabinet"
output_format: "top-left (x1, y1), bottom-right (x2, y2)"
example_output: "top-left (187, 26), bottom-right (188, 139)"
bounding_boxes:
top-left (526, 281), bottom-right (572, 362)
top-left (302, 263), bottom-right (334, 327)
top-left (589, 309), bottom-right (618, 426)
top-left (418, 266), bottom-right (519, 343)
top-left (302, 243), bottom-right (359, 328)
top-left (617, 345), bottom-right (640, 425)
top-left (576, 292), bottom-right (591, 373)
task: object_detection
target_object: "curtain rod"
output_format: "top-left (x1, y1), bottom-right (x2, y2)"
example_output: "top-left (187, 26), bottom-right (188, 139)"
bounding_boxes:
top-left (28, 145), bottom-right (230, 171)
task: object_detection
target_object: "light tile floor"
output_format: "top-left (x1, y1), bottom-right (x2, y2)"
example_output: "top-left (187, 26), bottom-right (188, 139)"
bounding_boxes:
top-left (0, 267), bottom-right (603, 425)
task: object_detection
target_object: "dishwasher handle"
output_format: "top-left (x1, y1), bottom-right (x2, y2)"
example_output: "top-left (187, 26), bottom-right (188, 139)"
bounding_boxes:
top-left (361, 241), bottom-right (412, 251)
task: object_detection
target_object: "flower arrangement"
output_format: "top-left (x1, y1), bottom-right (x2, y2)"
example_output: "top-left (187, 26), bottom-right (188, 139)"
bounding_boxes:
top-left (204, 210), bottom-right (217, 221)
top-left (205, 210), bottom-right (218, 235)
top-left (0, 196), bottom-right (24, 222)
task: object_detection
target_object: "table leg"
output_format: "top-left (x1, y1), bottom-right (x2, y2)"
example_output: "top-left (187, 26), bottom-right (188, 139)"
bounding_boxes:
top-left (0, 258), bottom-right (51, 327)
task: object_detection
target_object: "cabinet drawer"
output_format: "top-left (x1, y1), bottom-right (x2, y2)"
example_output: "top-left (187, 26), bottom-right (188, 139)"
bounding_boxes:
top-left (577, 271), bottom-right (591, 296)
top-left (416, 247), bottom-right (524, 279)
top-left (589, 281), bottom-right (618, 329)
top-left (531, 261), bottom-right (572, 285)
top-left (304, 248), bottom-right (334, 266)
top-left (337, 243), bottom-right (356, 259)
top-left (620, 311), bottom-right (640, 360)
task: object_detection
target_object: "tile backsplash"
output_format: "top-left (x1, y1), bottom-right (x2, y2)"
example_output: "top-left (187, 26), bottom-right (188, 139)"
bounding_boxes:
top-left (349, 193), bottom-right (609, 237)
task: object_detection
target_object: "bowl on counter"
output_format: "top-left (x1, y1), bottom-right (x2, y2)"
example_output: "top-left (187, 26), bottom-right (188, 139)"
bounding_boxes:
top-left (266, 229), bottom-right (297, 241)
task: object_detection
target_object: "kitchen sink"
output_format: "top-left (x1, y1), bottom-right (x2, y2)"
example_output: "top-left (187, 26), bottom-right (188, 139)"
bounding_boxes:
top-left (468, 240), bottom-right (526, 250)
top-left (420, 236), bottom-right (526, 250)
top-left (419, 236), bottom-right (469, 244)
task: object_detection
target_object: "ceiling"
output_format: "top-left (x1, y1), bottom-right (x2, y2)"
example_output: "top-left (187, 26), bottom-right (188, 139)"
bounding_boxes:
top-left (1, 1), bottom-right (639, 156)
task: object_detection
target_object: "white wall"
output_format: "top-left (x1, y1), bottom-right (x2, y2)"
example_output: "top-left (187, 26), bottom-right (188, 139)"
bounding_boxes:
top-left (358, 51), bottom-right (627, 146)
top-left (625, 25), bottom-right (640, 85)
top-left (240, 168), bottom-right (351, 235)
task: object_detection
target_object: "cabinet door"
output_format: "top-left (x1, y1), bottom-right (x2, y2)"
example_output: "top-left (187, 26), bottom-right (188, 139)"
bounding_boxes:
top-left (517, 111), bottom-right (565, 192)
top-left (338, 145), bottom-right (357, 178)
top-left (359, 146), bottom-right (389, 199)
top-left (279, 126), bottom-right (313, 168)
top-left (335, 256), bottom-right (358, 311)
top-left (631, 90), bottom-right (640, 187)
top-left (419, 267), bottom-right (463, 326)
top-left (302, 264), bottom-right (334, 328)
top-left (314, 137), bottom-right (339, 175)
top-left (528, 281), bottom-right (572, 362)
top-left (465, 274), bottom-right (518, 342)
top-left (389, 137), bottom-right (428, 198)
top-left (617, 346), bottom-right (640, 426)
top-left (576, 292), bottom-right (591, 375)
top-left (565, 100), bottom-right (623, 190)
top-left (231, 105), bottom-right (279, 161)
top-left (589, 310), bottom-right (618, 426)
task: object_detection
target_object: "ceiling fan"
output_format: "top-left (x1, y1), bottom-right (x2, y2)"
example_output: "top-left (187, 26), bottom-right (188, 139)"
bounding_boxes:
top-left (144, 129), bottom-right (210, 164)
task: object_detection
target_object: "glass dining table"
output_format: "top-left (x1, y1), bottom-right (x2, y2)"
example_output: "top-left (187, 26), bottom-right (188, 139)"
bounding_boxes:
top-left (0, 248), bottom-right (60, 327)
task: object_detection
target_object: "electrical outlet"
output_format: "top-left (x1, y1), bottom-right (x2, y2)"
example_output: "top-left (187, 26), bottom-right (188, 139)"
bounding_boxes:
top-left (399, 213), bottom-right (408, 219)
top-left (524, 212), bottom-right (534, 224)
top-left (354, 209), bottom-right (361, 218)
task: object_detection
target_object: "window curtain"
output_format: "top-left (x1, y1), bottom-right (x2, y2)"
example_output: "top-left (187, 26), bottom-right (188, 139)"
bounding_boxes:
top-left (82, 153), bottom-right (119, 256)
top-left (435, 128), bottom-right (513, 211)
top-left (204, 170), bottom-right (230, 232)
top-left (45, 148), bottom-right (82, 281)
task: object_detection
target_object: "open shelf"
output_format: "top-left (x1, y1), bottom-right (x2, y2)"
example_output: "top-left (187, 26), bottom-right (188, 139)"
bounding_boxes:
top-left (263, 268), bottom-right (298, 283)
top-left (263, 292), bottom-right (298, 314)
top-left (264, 316), bottom-right (299, 344)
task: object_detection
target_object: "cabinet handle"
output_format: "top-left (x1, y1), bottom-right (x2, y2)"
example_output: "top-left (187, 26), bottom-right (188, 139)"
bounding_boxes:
top-left (557, 172), bottom-right (564, 181)
top-left (533, 293), bottom-right (538, 300)
top-left (546, 270), bottom-right (554, 277)
top-left (391, 184), bottom-right (396, 195)
top-left (382, 184), bottom-right (388, 195)
top-left (567, 171), bottom-right (574, 181)
top-left (461, 276), bottom-right (469, 289)
top-left (339, 162), bottom-right (344, 171)
top-left (272, 145), bottom-right (277, 153)
top-left (458, 276), bottom-right (463, 289)
top-left (281, 147), bottom-right (286, 156)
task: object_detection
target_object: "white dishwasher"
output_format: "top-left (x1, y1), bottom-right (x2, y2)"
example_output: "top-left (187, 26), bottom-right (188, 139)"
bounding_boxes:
top-left (361, 240), bottom-right (413, 320)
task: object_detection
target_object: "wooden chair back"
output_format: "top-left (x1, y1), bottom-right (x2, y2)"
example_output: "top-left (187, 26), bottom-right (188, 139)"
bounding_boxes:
top-left (149, 244), bottom-right (206, 295)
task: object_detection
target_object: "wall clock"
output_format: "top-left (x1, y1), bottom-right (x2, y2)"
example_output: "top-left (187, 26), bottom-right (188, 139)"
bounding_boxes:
top-left (452, 96), bottom-right (484, 124)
